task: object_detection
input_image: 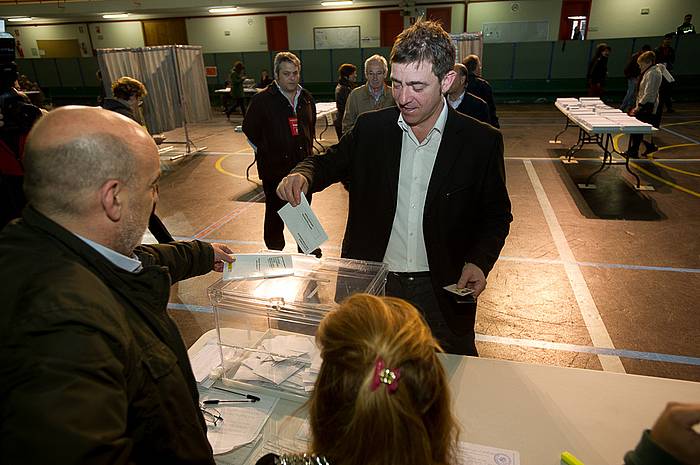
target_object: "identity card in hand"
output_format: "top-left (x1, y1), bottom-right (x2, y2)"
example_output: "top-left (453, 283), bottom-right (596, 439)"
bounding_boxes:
top-left (443, 284), bottom-right (475, 297)
top-left (277, 193), bottom-right (328, 255)
top-left (223, 253), bottom-right (294, 281)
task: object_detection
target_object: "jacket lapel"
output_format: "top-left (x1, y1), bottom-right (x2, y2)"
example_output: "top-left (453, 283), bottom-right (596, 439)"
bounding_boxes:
top-left (383, 111), bottom-right (403, 207)
top-left (425, 108), bottom-right (464, 210)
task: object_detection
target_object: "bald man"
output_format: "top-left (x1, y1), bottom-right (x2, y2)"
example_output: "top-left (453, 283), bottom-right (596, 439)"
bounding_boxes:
top-left (0, 107), bottom-right (233, 465)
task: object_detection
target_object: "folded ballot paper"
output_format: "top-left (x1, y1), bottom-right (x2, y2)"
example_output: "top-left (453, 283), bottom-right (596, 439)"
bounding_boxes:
top-left (278, 193), bottom-right (328, 255)
top-left (223, 253), bottom-right (294, 281)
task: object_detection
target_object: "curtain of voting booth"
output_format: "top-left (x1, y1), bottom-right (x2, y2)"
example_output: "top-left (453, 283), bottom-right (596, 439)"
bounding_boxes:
top-left (451, 32), bottom-right (484, 64)
top-left (97, 45), bottom-right (211, 134)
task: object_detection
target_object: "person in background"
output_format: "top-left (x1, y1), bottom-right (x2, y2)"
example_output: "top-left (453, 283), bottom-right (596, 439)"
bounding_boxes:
top-left (446, 63), bottom-right (490, 125)
top-left (625, 402), bottom-right (700, 465)
top-left (462, 54), bottom-right (500, 128)
top-left (255, 294), bottom-right (460, 465)
top-left (655, 34), bottom-right (676, 113)
top-left (257, 69), bottom-right (273, 89)
top-left (587, 43), bottom-right (611, 97)
top-left (334, 63), bottom-right (357, 139)
top-left (620, 44), bottom-right (652, 113)
top-left (243, 52), bottom-right (320, 257)
top-left (677, 13), bottom-right (696, 35)
top-left (96, 69), bottom-right (106, 106)
top-left (102, 76), bottom-right (172, 243)
top-left (572, 25), bottom-right (583, 40)
top-left (226, 61), bottom-right (246, 119)
top-left (277, 20), bottom-right (512, 356)
top-left (0, 106), bottom-right (234, 465)
top-left (625, 51), bottom-right (663, 159)
top-left (341, 54), bottom-right (395, 135)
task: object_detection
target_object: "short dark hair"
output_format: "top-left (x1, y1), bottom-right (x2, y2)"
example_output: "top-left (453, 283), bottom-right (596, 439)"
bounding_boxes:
top-left (463, 54), bottom-right (480, 74)
top-left (390, 19), bottom-right (456, 82)
top-left (112, 76), bottom-right (146, 100)
top-left (641, 44), bottom-right (652, 52)
top-left (338, 63), bottom-right (357, 79)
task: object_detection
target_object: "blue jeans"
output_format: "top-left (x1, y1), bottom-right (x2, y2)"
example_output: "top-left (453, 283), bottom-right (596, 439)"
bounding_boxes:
top-left (620, 78), bottom-right (637, 112)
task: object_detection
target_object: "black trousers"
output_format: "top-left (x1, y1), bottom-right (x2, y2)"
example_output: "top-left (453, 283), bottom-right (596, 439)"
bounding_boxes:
top-left (628, 109), bottom-right (661, 156)
top-left (261, 178), bottom-right (317, 254)
top-left (386, 272), bottom-right (478, 356)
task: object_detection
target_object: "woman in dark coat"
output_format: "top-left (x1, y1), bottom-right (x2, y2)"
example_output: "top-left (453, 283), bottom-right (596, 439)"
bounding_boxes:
top-left (587, 43), bottom-right (611, 97)
top-left (334, 63), bottom-right (357, 139)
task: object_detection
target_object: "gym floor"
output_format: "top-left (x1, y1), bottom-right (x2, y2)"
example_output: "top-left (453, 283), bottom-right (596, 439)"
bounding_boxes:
top-left (157, 102), bottom-right (700, 383)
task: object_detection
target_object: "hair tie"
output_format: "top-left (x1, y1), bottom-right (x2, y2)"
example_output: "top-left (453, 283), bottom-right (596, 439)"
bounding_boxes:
top-left (370, 357), bottom-right (400, 393)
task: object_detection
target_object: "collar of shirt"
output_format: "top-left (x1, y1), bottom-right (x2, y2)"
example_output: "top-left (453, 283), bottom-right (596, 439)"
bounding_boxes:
top-left (75, 234), bottom-right (143, 273)
top-left (367, 84), bottom-right (385, 102)
top-left (448, 91), bottom-right (465, 110)
top-left (396, 96), bottom-right (449, 146)
top-left (275, 81), bottom-right (303, 113)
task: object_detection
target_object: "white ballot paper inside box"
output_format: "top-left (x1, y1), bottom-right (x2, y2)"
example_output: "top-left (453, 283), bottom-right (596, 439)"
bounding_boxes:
top-left (223, 253), bottom-right (294, 281)
top-left (277, 193), bottom-right (328, 255)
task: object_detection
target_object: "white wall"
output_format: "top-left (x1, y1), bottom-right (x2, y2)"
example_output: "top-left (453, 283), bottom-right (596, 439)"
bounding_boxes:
top-left (10, 23), bottom-right (92, 58)
top-left (467, 0), bottom-right (562, 40)
top-left (187, 15), bottom-right (267, 52)
top-left (89, 21), bottom-right (144, 49)
top-left (588, 0), bottom-right (697, 39)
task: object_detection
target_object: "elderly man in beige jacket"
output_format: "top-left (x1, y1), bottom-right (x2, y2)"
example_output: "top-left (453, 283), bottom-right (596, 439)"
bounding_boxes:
top-left (341, 54), bottom-right (395, 135)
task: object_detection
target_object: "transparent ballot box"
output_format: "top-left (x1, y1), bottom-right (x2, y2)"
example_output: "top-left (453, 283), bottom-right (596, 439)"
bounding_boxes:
top-left (208, 254), bottom-right (388, 401)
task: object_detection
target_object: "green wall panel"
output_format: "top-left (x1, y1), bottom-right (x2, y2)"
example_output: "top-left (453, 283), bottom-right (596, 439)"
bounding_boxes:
top-left (598, 38), bottom-right (634, 78)
top-left (513, 42), bottom-right (551, 80)
top-left (79, 57), bottom-right (99, 86)
top-left (482, 43), bottom-right (513, 80)
top-left (55, 58), bottom-right (84, 86)
top-left (242, 51), bottom-right (273, 87)
top-left (33, 59), bottom-right (61, 87)
top-left (550, 40), bottom-right (589, 80)
top-left (299, 49), bottom-right (331, 82)
top-left (330, 48), bottom-right (363, 83)
top-left (16, 60), bottom-right (36, 82)
top-left (674, 34), bottom-right (700, 75)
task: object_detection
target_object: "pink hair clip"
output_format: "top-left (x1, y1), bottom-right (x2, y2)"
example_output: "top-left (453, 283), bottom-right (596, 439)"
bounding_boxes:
top-left (370, 357), bottom-right (400, 393)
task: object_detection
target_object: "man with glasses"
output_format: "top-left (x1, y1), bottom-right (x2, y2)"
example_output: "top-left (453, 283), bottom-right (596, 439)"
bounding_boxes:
top-left (341, 54), bottom-right (395, 135)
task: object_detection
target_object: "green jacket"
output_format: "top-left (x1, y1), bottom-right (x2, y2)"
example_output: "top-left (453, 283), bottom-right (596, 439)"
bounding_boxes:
top-left (0, 207), bottom-right (216, 465)
top-left (230, 70), bottom-right (245, 99)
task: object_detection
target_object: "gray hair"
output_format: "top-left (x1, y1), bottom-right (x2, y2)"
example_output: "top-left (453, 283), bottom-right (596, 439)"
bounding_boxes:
top-left (390, 19), bottom-right (456, 82)
top-left (273, 52), bottom-right (301, 78)
top-left (23, 133), bottom-right (137, 216)
top-left (364, 54), bottom-right (388, 76)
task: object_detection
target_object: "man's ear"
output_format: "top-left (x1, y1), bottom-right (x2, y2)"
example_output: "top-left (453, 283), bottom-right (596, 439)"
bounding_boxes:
top-left (99, 179), bottom-right (123, 222)
top-left (441, 70), bottom-right (457, 94)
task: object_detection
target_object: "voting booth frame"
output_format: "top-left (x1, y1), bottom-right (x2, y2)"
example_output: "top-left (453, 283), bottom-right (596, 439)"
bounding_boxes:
top-left (96, 45), bottom-right (211, 160)
top-left (207, 253), bottom-right (388, 402)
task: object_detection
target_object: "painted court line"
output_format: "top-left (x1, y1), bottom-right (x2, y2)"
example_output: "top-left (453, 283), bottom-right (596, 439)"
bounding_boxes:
top-left (661, 126), bottom-right (700, 145)
top-left (166, 304), bottom-right (700, 367)
top-left (524, 160), bottom-right (625, 373)
top-left (499, 256), bottom-right (700, 274)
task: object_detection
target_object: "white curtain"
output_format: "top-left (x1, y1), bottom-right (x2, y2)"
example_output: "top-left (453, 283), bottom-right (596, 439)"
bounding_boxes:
top-left (97, 45), bottom-right (211, 134)
top-left (450, 32), bottom-right (484, 64)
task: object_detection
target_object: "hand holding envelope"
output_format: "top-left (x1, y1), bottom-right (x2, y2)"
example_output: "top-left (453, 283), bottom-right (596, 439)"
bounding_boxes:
top-left (277, 193), bottom-right (328, 255)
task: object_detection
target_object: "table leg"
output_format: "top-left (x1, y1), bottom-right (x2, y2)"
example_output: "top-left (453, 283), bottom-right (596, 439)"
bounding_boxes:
top-left (550, 117), bottom-right (571, 144)
top-left (581, 133), bottom-right (612, 188)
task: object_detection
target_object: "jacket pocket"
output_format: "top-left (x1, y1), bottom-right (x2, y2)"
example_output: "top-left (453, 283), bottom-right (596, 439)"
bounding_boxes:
top-left (444, 183), bottom-right (473, 199)
top-left (141, 342), bottom-right (178, 380)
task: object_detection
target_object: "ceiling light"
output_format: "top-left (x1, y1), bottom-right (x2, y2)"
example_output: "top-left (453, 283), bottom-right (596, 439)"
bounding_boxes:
top-left (209, 6), bottom-right (238, 13)
top-left (8, 17), bottom-right (32, 22)
top-left (567, 16), bottom-right (587, 20)
top-left (321, 1), bottom-right (353, 6)
top-left (103, 13), bottom-right (130, 19)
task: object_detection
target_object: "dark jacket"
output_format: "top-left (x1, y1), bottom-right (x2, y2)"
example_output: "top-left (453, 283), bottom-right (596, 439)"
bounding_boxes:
top-left (588, 55), bottom-right (609, 85)
top-left (243, 82), bottom-right (316, 181)
top-left (0, 207), bottom-right (215, 465)
top-left (654, 45), bottom-right (675, 70)
top-left (102, 97), bottom-right (135, 120)
top-left (454, 91), bottom-right (491, 125)
top-left (466, 73), bottom-right (499, 128)
top-left (334, 77), bottom-right (353, 126)
top-left (291, 105), bottom-right (511, 301)
top-left (623, 51), bottom-right (643, 79)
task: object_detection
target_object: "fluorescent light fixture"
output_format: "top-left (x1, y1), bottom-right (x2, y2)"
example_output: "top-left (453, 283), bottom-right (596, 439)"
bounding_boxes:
top-left (8, 17), bottom-right (32, 22)
top-left (321, 1), bottom-right (353, 6)
top-left (567, 16), bottom-right (587, 20)
top-left (209, 6), bottom-right (238, 13)
top-left (103, 13), bottom-right (130, 19)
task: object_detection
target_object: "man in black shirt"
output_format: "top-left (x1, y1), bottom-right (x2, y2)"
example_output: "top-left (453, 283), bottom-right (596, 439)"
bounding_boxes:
top-left (677, 14), bottom-right (696, 35)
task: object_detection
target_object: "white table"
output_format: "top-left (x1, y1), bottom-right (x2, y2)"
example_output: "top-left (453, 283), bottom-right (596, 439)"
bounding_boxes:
top-left (553, 98), bottom-right (657, 190)
top-left (188, 330), bottom-right (700, 465)
top-left (314, 102), bottom-right (338, 152)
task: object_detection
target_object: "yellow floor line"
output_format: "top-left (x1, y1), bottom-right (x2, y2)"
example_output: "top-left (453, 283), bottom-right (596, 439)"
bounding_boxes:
top-left (612, 134), bottom-right (700, 198)
top-left (215, 154), bottom-right (260, 181)
top-left (649, 144), bottom-right (700, 177)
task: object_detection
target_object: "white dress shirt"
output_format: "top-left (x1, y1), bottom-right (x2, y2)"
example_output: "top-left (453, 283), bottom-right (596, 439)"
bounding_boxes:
top-left (383, 98), bottom-right (449, 272)
top-left (447, 91), bottom-right (465, 110)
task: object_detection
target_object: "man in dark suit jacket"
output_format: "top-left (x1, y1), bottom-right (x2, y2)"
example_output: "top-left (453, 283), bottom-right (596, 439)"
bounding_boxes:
top-left (463, 54), bottom-right (500, 128)
top-left (446, 63), bottom-right (491, 124)
top-left (277, 20), bottom-right (512, 356)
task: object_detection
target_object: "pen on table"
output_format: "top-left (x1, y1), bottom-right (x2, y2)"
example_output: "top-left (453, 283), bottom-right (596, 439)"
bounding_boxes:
top-left (203, 399), bottom-right (259, 405)
top-left (561, 451), bottom-right (585, 465)
top-left (212, 385), bottom-right (261, 402)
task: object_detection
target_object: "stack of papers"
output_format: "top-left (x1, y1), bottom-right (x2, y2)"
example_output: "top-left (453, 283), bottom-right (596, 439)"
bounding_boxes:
top-left (556, 98), bottom-right (653, 133)
top-left (229, 333), bottom-right (321, 396)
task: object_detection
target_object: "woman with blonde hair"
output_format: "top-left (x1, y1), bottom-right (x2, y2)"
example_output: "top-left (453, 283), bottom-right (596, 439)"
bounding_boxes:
top-left (257, 294), bottom-right (459, 465)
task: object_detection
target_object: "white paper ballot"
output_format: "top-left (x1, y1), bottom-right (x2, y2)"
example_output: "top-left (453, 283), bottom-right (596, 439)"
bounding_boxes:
top-left (223, 253), bottom-right (294, 281)
top-left (457, 441), bottom-right (520, 465)
top-left (277, 193), bottom-right (328, 255)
